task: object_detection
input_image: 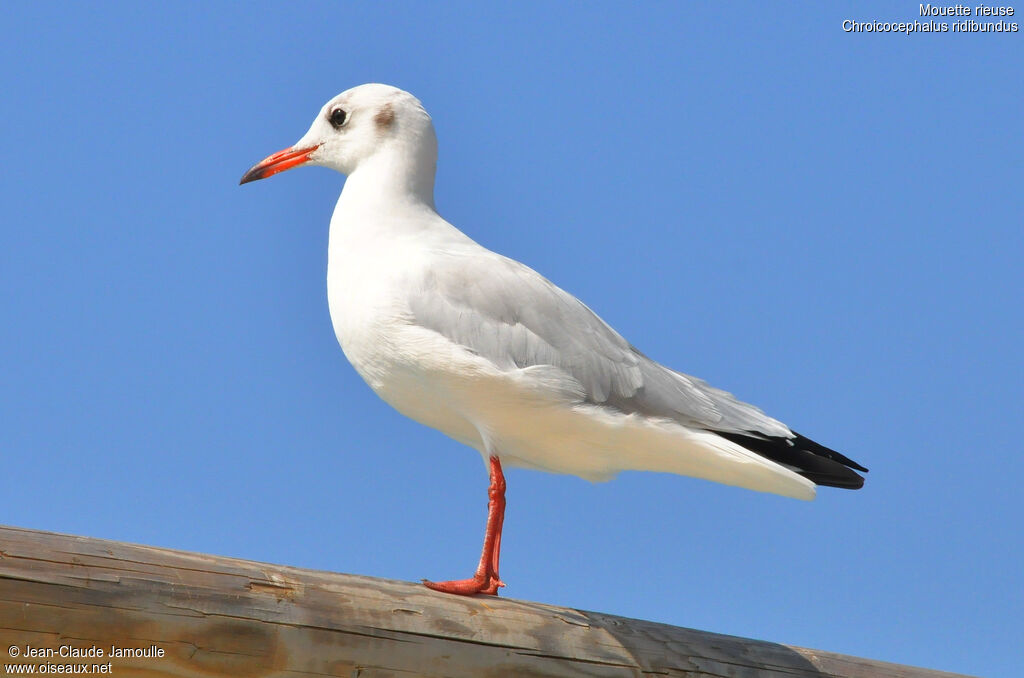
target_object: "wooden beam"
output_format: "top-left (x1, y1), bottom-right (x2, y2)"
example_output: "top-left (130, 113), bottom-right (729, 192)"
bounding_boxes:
top-left (0, 525), bottom-right (969, 677)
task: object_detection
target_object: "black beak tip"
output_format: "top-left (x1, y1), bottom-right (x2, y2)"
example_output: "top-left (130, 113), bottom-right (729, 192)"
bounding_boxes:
top-left (239, 167), bottom-right (264, 186)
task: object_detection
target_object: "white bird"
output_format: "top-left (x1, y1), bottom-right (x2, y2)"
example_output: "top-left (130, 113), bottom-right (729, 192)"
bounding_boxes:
top-left (241, 84), bottom-right (867, 596)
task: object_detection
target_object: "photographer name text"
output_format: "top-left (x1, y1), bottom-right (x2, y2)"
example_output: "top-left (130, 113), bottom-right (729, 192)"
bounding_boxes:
top-left (13, 646), bottom-right (164, 659)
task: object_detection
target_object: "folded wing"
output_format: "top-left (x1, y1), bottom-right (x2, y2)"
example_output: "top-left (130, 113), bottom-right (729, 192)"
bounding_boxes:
top-left (409, 249), bottom-right (867, 489)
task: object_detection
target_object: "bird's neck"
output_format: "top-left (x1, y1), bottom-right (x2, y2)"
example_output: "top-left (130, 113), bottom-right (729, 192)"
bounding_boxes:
top-left (337, 146), bottom-right (437, 216)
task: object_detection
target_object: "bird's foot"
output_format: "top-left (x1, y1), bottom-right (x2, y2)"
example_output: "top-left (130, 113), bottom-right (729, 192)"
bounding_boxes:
top-left (422, 574), bottom-right (504, 596)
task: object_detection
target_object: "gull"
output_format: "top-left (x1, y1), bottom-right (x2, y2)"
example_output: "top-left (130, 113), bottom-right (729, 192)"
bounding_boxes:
top-left (240, 84), bottom-right (867, 596)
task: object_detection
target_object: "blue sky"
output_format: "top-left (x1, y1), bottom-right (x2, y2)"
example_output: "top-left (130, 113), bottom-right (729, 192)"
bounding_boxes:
top-left (2, 2), bottom-right (1021, 675)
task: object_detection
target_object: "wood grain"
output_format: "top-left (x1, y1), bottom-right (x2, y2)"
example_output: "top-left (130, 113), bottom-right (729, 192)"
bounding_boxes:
top-left (0, 525), bottom-right (971, 677)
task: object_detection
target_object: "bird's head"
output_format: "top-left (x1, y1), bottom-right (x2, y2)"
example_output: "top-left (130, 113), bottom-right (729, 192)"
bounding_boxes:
top-left (240, 83), bottom-right (436, 185)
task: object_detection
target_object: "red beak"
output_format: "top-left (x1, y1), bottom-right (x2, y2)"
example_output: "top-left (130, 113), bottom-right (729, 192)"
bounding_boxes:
top-left (239, 145), bottom-right (319, 185)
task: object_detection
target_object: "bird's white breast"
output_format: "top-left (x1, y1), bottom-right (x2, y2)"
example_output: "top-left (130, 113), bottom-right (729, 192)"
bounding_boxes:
top-left (325, 201), bottom-right (487, 451)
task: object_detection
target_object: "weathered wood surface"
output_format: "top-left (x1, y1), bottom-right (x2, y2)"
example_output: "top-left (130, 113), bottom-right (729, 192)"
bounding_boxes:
top-left (0, 525), bottom-right (969, 678)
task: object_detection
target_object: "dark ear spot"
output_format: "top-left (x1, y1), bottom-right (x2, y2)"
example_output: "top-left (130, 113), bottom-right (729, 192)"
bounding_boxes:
top-left (374, 103), bottom-right (395, 130)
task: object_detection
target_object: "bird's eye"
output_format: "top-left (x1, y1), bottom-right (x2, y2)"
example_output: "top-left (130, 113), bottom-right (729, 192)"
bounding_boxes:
top-left (329, 108), bottom-right (348, 128)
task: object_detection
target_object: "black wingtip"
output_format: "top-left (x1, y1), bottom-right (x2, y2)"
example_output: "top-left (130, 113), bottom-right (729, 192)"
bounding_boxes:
top-left (715, 430), bottom-right (868, 490)
top-left (791, 431), bottom-right (869, 473)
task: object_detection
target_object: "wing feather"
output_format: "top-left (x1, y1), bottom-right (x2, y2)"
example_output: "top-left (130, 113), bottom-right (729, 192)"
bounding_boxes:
top-left (409, 250), bottom-right (791, 438)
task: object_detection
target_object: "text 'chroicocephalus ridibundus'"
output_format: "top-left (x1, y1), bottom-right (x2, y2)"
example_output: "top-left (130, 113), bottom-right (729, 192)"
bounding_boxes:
top-left (240, 84), bottom-right (868, 596)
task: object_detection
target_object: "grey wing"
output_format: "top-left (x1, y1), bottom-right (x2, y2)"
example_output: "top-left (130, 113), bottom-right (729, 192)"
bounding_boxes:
top-left (409, 250), bottom-right (791, 438)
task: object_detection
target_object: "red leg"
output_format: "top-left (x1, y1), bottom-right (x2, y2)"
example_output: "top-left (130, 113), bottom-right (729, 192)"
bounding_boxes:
top-left (424, 456), bottom-right (507, 596)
